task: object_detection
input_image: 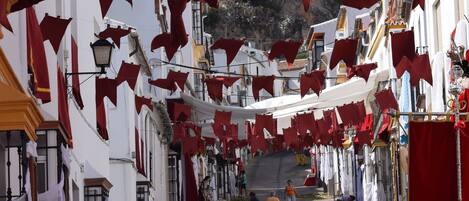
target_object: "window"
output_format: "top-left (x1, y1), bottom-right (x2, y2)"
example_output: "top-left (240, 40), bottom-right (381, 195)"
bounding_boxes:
top-left (84, 185), bottom-right (109, 201)
top-left (194, 73), bottom-right (204, 100)
top-left (168, 153), bottom-right (180, 201)
top-left (136, 182), bottom-right (150, 201)
top-left (192, 1), bottom-right (203, 45)
top-left (313, 39), bottom-right (324, 69)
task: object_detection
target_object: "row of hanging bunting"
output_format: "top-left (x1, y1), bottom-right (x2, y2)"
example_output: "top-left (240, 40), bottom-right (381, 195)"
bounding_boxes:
top-left (166, 86), bottom-right (399, 157)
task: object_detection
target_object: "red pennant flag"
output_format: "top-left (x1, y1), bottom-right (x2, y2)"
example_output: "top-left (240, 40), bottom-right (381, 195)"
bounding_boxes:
top-left (210, 38), bottom-right (245, 66)
top-left (148, 78), bottom-right (177, 92)
top-left (391, 30), bottom-right (416, 67)
top-left (172, 122), bottom-right (187, 142)
top-left (303, 0), bottom-right (310, 12)
top-left (395, 56), bottom-right (413, 78)
top-left (356, 131), bottom-right (372, 147)
top-left (216, 76), bottom-right (241, 88)
top-left (375, 88), bottom-right (399, 111)
top-left (173, 103), bottom-right (191, 122)
top-left (355, 101), bottom-right (367, 124)
top-left (96, 77), bottom-right (118, 106)
top-left (97, 103), bottom-right (109, 140)
top-left (283, 127), bottom-right (298, 147)
top-left (169, 0), bottom-right (188, 48)
top-left (27, 7), bottom-right (51, 103)
top-left (252, 75), bottom-right (275, 101)
top-left (117, 61), bottom-right (140, 89)
top-left (300, 70), bottom-right (325, 97)
top-left (360, 114), bottom-right (374, 132)
top-left (71, 37), bottom-right (84, 109)
top-left (135, 95), bottom-right (152, 114)
top-left (151, 33), bottom-right (179, 61)
top-left (39, 14), bottom-right (72, 53)
top-left (412, 0), bottom-right (424, 10)
top-left (295, 112), bottom-right (316, 136)
top-left (337, 103), bottom-right (354, 126)
top-left (268, 40), bottom-right (303, 66)
top-left (99, 0), bottom-right (113, 17)
top-left (347, 63), bottom-right (377, 82)
top-left (255, 114), bottom-right (275, 137)
top-left (316, 118), bottom-right (332, 145)
top-left (214, 110), bottom-right (232, 127)
top-left (410, 53), bottom-right (433, 86)
top-left (230, 123), bottom-right (239, 140)
top-left (167, 70), bottom-right (189, 91)
top-left (98, 25), bottom-right (132, 48)
top-left (205, 77), bottom-right (224, 102)
top-left (57, 66), bottom-right (73, 147)
top-left (329, 39), bottom-right (358, 69)
top-left (342, 0), bottom-right (380, 9)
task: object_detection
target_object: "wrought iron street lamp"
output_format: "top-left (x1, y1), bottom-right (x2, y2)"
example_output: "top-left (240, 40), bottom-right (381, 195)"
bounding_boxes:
top-left (90, 39), bottom-right (114, 74)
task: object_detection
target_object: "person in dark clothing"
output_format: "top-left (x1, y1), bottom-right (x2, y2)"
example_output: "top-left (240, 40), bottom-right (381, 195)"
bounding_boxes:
top-left (249, 192), bottom-right (260, 201)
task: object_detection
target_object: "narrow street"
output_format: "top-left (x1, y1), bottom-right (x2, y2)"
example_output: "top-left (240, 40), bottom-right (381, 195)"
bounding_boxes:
top-left (246, 151), bottom-right (331, 201)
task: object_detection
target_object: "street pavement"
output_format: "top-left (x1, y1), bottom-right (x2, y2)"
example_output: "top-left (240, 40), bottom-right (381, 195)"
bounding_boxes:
top-left (246, 151), bottom-right (331, 201)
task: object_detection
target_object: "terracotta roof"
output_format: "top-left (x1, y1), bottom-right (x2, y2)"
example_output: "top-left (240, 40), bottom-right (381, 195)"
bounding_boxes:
top-left (277, 59), bottom-right (308, 71)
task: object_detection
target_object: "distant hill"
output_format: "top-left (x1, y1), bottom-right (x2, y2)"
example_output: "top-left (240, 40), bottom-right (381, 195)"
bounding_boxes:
top-left (204, 0), bottom-right (341, 50)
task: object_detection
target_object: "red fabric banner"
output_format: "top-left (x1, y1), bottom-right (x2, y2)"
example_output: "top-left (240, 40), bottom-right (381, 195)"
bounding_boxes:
top-left (135, 128), bottom-right (142, 172)
top-left (410, 53), bottom-right (433, 86)
top-left (375, 89), bottom-right (399, 111)
top-left (268, 40), bottom-right (303, 66)
top-left (214, 110), bottom-right (232, 127)
top-left (252, 75), bottom-right (275, 101)
top-left (412, 0), bottom-right (424, 10)
top-left (96, 103), bottom-right (109, 140)
top-left (409, 121), bottom-right (469, 201)
top-left (300, 70), bottom-right (325, 97)
top-left (342, 0), bottom-right (379, 9)
top-left (183, 153), bottom-right (199, 201)
top-left (135, 95), bottom-right (152, 114)
top-left (283, 127), bottom-right (298, 147)
top-left (71, 37), bottom-right (84, 109)
top-left (347, 63), bottom-right (377, 82)
top-left (10, 0), bottom-right (45, 12)
top-left (210, 38), bottom-right (245, 65)
top-left (98, 25), bottom-right (132, 48)
top-left (39, 13), bottom-right (72, 53)
top-left (27, 7), bottom-right (51, 103)
top-left (149, 70), bottom-right (189, 93)
top-left (295, 112), bottom-right (316, 136)
top-left (303, 0), bottom-right (310, 12)
top-left (57, 66), bottom-right (73, 147)
top-left (391, 30), bottom-right (416, 67)
top-left (117, 61), bottom-right (140, 89)
top-left (329, 39), bottom-right (358, 69)
top-left (0, 1), bottom-right (12, 32)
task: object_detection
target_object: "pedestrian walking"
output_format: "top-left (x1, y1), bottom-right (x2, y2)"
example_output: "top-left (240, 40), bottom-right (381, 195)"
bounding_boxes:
top-left (239, 170), bottom-right (248, 196)
top-left (266, 191), bottom-right (280, 201)
top-left (249, 192), bottom-right (260, 201)
top-left (284, 180), bottom-right (298, 201)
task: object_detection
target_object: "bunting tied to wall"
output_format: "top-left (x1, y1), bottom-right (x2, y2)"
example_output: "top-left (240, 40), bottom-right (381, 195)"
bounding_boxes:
top-left (27, 7), bottom-right (51, 103)
top-left (300, 70), bottom-right (325, 97)
top-left (268, 40), bottom-right (303, 69)
top-left (148, 70), bottom-right (189, 93)
top-left (252, 75), bottom-right (275, 101)
top-left (341, 0), bottom-right (380, 9)
top-left (346, 63), bottom-right (377, 82)
top-left (374, 88), bottom-right (399, 111)
top-left (210, 38), bottom-right (245, 66)
top-left (39, 13), bottom-right (72, 53)
top-left (412, 0), bottom-right (425, 10)
top-left (169, 0), bottom-right (189, 48)
top-left (329, 38), bottom-right (358, 69)
top-left (0, 1), bottom-right (13, 31)
top-left (98, 25), bottom-right (132, 48)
